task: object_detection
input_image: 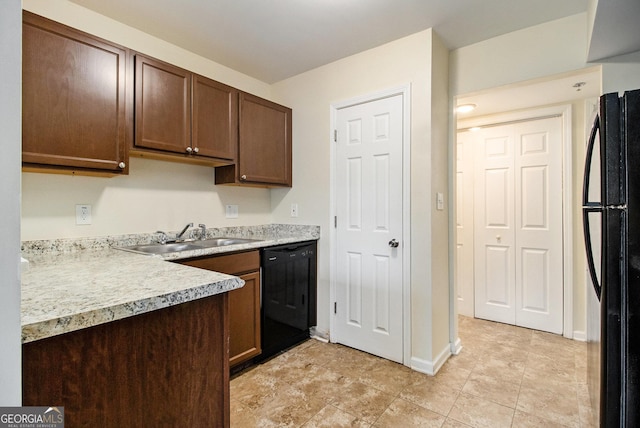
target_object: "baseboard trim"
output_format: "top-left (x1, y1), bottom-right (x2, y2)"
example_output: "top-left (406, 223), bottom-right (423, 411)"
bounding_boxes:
top-left (310, 326), bottom-right (330, 342)
top-left (410, 343), bottom-right (452, 376)
top-left (573, 330), bottom-right (587, 342)
top-left (451, 337), bottom-right (462, 355)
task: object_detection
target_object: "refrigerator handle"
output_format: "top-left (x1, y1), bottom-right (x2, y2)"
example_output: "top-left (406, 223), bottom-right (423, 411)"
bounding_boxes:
top-left (582, 114), bottom-right (602, 301)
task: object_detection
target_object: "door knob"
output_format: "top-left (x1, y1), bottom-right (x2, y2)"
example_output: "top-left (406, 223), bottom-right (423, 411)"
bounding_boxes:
top-left (388, 239), bottom-right (399, 248)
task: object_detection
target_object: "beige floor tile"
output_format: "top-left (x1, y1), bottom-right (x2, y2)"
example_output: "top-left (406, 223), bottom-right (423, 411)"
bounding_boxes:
top-left (243, 385), bottom-right (328, 427)
top-left (473, 354), bottom-right (525, 383)
top-left (442, 418), bottom-right (473, 428)
top-left (400, 375), bottom-right (461, 416)
top-left (374, 397), bottom-right (446, 428)
top-left (230, 399), bottom-right (261, 427)
top-left (524, 352), bottom-right (576, 384)
top-left (354, 358), bottom-right (414, 395)
top-left (433, 362), bottom-right (472, 390)
top-left (511, 409), bottom-right (571, 427)
top-left (448, 392), bottom-right (514, 428)
top-left (301, 404), bottom-right (371, 428)
top-left (462, 371), bottom-right (521, 408)
top-left (517, 375), bottom-right (580, 427)
top-left (331, 381), bottom-right (396, 424)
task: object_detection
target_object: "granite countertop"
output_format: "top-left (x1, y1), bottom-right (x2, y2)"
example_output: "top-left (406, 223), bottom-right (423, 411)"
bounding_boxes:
top-left (21, 224), bottom-right (319, 344)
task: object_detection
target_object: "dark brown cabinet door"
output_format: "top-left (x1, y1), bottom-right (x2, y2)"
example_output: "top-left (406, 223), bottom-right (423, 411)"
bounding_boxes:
top-left (215, 93), bottom-right (292, 187)
top-left (134, 54), bottom-right (191, 154)
top-left (193, 75), bottom-right (238, 161)
top-left (180, 251), bottom-right (262, 367)
top-left (22, 11), bottom-right (130, 174)
top-left (228, 271), bottom-right (261, 366)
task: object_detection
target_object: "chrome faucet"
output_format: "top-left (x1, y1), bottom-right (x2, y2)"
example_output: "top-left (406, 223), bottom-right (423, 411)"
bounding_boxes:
top-left (198, 224), bottom-right (207, 240)
top-left (175, 223), bottom-right (193, 241)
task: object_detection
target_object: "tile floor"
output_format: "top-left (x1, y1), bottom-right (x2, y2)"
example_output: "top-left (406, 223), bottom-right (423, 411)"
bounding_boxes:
top-left (230, 316), bottom-right (596, 427)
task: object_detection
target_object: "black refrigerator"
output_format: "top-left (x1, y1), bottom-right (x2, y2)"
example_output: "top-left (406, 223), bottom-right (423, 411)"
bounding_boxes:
top-left (583, 89), bottom-right (640, 427)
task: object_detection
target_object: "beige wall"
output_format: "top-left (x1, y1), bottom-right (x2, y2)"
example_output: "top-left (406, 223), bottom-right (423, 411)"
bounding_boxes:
top-left (21, 0), bottom-right (276, 240)
top-left (271, 30), bottom-right (451, 370)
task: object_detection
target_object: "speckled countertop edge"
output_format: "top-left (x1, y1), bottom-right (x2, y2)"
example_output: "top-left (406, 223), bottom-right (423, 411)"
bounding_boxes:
top-left (21, 224), bottom-right (320, 344)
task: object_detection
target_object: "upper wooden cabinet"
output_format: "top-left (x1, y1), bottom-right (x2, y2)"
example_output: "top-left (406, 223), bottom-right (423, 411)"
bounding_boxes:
top-left (22, 11), bottom-right (131, 175)
top-left (215, 93), bottom-right (292, 187)
top-left (133, 54), bottom-right (237, 165)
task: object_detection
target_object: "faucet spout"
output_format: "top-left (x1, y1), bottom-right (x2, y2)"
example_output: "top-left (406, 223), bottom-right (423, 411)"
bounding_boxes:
top-left (176, 223), bottom-right (193, 241)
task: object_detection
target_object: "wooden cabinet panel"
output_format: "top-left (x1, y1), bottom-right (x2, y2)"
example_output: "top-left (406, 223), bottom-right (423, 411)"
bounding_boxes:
top-left (193, 75), bottom-right (237, 161)
top-left (23, 293), bottom-right (230, 427)
top-left (22, 11), bottom-right (130, 175)
top-left (215, 93), bottom-right (292, 187)
top-left (135, 54), bottom-right (191, 154)
top-left (229, 271), bottom-right (261, 365)
top-left (181, 250), bottom-right (261, 366)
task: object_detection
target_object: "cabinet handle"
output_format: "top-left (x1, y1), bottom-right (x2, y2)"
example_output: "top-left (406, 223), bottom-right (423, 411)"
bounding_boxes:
top-left (186, 147), bottom-right (193, 154)
top-left (118, 162), bottom-right (126, 169)
top-left (193, 147), bottom-right (199, 154)
top-left (241, 174), bottom-right (247, 181)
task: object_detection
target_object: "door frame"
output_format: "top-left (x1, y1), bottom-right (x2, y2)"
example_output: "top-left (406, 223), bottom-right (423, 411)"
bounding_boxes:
top-left (457, 104), bottom-right (574, 338)
top-left (329, 84), bottom-right (412, 365)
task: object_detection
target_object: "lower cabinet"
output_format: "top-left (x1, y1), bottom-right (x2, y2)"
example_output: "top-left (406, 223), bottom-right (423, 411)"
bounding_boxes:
top-left (22, 293), bottom-right (230, 428)
top-left (181, 250), bottom-right (261, 367)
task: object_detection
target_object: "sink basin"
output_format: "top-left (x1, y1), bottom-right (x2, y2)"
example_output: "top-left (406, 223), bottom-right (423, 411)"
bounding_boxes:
top-left (117, 237), bottom-right (262, 255)
top-left (194, 237), bottom-right (262, 248)
top-left (118, 242), bottom-right (204, 255)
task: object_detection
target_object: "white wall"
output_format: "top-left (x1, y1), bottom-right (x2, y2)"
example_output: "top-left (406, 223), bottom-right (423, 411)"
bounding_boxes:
top-left (0, 0), bottom-right (22, 405)
top-left (271, 29), bottom-right (451, 370)
top-left (21, 0), bottom-right (277, 240)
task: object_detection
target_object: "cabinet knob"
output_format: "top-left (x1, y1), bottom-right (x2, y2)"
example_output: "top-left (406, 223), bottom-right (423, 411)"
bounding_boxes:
top-left (193, 147), bottom-right (199, 154)
top-left (241, 174), bottom-right (247, 181)
top-left (185, 147), bottom-right (193, 154)
top-left (118, 162), bottom-right (126, 169)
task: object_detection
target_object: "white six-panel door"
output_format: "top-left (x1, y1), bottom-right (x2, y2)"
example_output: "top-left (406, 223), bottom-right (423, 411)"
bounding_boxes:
top-left (333, 94), bottom-right (404, 363)
top-left (473, 117), bottom-right (563, 334)
top-left (456, 133), bottom-right (475, 317)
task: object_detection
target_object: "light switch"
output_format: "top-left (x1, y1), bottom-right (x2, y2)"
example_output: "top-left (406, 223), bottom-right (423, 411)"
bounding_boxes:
top-left (436, 192), bottom-right (444, 211)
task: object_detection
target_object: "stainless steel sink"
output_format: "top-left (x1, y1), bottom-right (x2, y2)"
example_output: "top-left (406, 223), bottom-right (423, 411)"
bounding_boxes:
top-left (117, 237), bottom-right (262, 255)
top-left (194, 237), bottom-right (261, 247)
top-left (118, 242), bottom-right (204, 255)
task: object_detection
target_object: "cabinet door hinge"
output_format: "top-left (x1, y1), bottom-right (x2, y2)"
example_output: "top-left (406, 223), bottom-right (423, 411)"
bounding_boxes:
top-left (334, 302), bottom-right (337, 314)
top-left (334, 129), bottom-right (337, 142)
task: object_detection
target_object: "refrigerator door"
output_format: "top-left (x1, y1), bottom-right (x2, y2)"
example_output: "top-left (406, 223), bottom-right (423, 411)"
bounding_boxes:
top-left (623, 88), bottom-right (640, 426)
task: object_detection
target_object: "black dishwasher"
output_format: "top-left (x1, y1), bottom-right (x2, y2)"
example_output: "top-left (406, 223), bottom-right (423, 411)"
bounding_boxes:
top-left (260, 241), bottom-right (317, 360)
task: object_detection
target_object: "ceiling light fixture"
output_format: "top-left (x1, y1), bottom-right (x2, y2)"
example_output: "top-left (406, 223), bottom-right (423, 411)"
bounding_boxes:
top-left (456, 103), bottom-right (476, 113)
top-left (573, 82), bottom-right (586, 91)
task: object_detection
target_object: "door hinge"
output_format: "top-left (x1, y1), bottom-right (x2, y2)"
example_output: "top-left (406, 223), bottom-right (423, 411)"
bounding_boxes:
top-left (334, 129), bottom-right (337, 142)
top-left (334, 216), bottom-right (337, 228)
top-left (334, 302), bottom-right (337, 314)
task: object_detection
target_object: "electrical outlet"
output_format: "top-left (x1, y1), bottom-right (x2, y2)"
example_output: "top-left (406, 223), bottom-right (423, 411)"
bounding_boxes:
top-left (290, 203), bottom-right (299, 217)
top-left (225, 204), bottom-right (239, 219)
top-left (436, 192), bottom-right (444, 211)
top-left (76, 204), bottom-right (92, 225)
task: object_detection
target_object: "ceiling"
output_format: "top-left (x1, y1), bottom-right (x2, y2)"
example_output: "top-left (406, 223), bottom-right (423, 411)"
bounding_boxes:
top-left (456, 67), bottom-right (602, 123)
top-left (69, 0), bottom-right (588, 83)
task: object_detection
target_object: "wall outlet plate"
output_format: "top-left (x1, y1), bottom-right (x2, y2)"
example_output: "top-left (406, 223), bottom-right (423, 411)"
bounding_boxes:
top-left (76, 204), bottom-right (92, 225)
top-left (225, 204), bottom-right (239, 219)
top-left (290, 203), bottom-right (299, 217)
